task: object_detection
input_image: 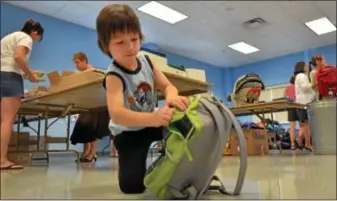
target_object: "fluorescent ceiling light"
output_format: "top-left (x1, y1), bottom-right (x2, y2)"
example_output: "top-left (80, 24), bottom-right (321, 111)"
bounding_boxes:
top-left (305, 17), bottom-right (336, 35)
top-left (228, 42), bottom-right (260, 54)
top-left (137, 1), bottom-right (188, 24)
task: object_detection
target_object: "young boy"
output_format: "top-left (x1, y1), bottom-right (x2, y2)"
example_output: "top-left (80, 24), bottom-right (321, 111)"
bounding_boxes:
top-left (96, 4), bottom-right (189, 194)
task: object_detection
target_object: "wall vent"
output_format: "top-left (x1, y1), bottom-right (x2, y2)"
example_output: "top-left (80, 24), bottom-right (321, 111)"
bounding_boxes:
top-left (242, 17), bottom-right (267, 30)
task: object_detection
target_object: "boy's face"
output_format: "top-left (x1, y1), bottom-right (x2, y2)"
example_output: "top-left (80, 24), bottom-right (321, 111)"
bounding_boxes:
top-left (108, 32), bottom-right (140, 64)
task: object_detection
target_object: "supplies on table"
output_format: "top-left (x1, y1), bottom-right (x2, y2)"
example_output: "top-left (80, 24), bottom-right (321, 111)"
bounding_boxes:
top-left (185, 68), bottom-right (206, 82)
top-left (139, 49), bottom-right (187, 77)
top-left (47, 69), bottom-right (105, 92)
top-left (24, 86), bottom-right (49, 98)
top-left (23, 70), bottom-right (46, 82)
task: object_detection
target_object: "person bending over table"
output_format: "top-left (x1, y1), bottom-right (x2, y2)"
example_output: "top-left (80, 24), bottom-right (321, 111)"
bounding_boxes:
top-left (0, 19), bottom-right (44, 170)
top-left (293, 61), bottom-right (315, 151)
top-left (70, 52), bottom-right (111, 163)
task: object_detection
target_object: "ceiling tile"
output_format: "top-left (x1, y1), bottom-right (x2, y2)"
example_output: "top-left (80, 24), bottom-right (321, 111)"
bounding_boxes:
top-left (278, 1), bottom-right (327, 23)
top-left (311, 1), bottom-right (337, 22)
top-left (4, 1), bottom-right (68, 16)
top-left (52, 2), bottom-right (98, 29)
top-left (212, 1), bottom-right (260, 25)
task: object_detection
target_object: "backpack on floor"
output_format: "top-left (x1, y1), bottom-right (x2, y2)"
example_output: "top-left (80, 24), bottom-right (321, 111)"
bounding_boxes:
top-left (316, 66), bottom-right (337, 99)
top-left (144, 96), bottom-right (247, 200)
top-left (227, 73), bottom-right (265, 106)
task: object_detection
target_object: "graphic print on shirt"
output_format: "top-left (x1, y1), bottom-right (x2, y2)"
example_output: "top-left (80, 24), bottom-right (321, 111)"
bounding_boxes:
top-left (127, 81), bottom-right (153, 112)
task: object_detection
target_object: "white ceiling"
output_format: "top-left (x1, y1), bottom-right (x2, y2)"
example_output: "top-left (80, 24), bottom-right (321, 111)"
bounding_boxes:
top-left (4, 1), bottom-right (336, 67)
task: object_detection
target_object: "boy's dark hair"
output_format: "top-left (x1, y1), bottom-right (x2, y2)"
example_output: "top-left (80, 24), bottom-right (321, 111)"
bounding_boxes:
top-left (73, 52), bottom-right (88, 63)
top-left (96, 4), bottom-right (144, 58)
top-left (289, 75), bottom-right (295, 84)
top-left (294, 61), bottom-right (306, 75)
top-left (21, 19), bottom-right (44, 41)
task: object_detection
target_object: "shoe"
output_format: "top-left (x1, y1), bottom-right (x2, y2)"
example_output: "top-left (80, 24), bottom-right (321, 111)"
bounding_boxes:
top-left (0, 163), bottom-right (24, 170)
top-left (294, 140), bottom-right (303, 150)
top-left (291, 145), bottom-right (297, 151)
top-left (304, 147), bottom-right (313, 152)
top-left (80, 157), bottom-right (97, 163)
top-left (81, 155), bottom-right (97, 163)
top-left (75, 154), bottom-right (87, 163)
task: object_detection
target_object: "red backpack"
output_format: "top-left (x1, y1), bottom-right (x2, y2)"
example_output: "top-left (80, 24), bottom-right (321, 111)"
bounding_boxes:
top-left (316, 65), bottom-right (337, 98)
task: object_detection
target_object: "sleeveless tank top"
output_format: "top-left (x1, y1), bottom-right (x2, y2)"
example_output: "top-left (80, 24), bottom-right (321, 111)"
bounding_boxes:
top-left (103, 54), bottom-right (157, 136)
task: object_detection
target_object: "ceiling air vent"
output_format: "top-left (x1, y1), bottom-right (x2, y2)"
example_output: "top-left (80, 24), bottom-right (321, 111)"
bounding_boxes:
top-left (242, 17), bottom-right (267, 30)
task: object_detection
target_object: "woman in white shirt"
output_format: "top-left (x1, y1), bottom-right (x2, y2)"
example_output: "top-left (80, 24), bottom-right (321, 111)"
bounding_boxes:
top-left (293, 61), bottom-right (315, 152)
top-left (0, 19), bottom-right (44, 170)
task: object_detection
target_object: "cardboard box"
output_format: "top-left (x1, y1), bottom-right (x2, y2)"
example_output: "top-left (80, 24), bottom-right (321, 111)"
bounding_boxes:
top-left (9, 132), bottom-right (30, 152)
top-left (229, 129), bottom-right (269, 155)
top-left (185, 68), bottom-right (206, 82)
top-left (25, 86), bottom-right (49, 98)
top-left (61, 71), bottom-right (75, 76)
top-left (47, 70), bottom-right (105, 92)
top-left (8, 153), bottom-right (31, 164)
top-left (29, 136), bottom-right (47, 151)
top-left (139, 50), bottom-right (188, 77)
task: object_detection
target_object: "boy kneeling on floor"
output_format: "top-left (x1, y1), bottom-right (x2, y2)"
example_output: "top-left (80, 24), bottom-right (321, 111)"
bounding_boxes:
top-left (97, 4), bottom-right (189, 194)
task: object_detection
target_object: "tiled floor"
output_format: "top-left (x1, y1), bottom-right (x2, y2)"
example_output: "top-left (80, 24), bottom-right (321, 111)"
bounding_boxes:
top-left (1, 152), bottom-right (336, 200)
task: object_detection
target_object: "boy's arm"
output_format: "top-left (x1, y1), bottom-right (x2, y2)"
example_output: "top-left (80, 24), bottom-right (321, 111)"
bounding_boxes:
top-left (151, 62), bottom-right (178, 99)
top-left (105, 74), bottom-right (155, 127)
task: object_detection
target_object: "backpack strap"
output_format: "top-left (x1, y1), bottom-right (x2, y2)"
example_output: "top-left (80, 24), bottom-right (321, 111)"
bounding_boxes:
top-left (200, 97), bottom-right (247, 196)
top-left (169, 185), bottom-right (198, 200)
top-left (143, 54), bottom-right (158, 106)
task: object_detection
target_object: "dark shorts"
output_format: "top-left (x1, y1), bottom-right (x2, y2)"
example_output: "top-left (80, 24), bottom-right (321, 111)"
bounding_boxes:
top-left (297, 109), bottom-right (309, 123)
top-left (288, 108), bottom-right (308, 123)
top-left (0, 71), bottom-right (24, 98)
top-left (288, 108), bottom-right (299, 122)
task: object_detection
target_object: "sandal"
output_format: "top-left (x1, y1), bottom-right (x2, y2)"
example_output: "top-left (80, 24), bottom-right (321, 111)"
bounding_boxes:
top-left (291, 145), bottom-right (297, 150)
top-left (0, 164), bottom-right (24, 170)
top-left (294, 140), bottom-right (303, 150)
top-left (304, 147), bottom-right (313, 152)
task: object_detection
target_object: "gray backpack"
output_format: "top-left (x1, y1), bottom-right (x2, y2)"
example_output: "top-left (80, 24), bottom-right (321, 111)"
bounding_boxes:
top-left (144, 96), bottom-right (247, 199)
top-left (227, 73), bottom-right (265, 106)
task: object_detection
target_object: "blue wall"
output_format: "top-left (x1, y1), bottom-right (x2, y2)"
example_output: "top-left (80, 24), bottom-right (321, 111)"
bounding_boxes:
top-left (230, 44), bottom-right (336, 87)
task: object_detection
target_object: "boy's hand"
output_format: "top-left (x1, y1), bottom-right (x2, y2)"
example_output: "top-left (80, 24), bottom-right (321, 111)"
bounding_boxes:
top-left (152, 106), bottom-right (175, 127)
top-left (166, 96), bottom-right (189, 111)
